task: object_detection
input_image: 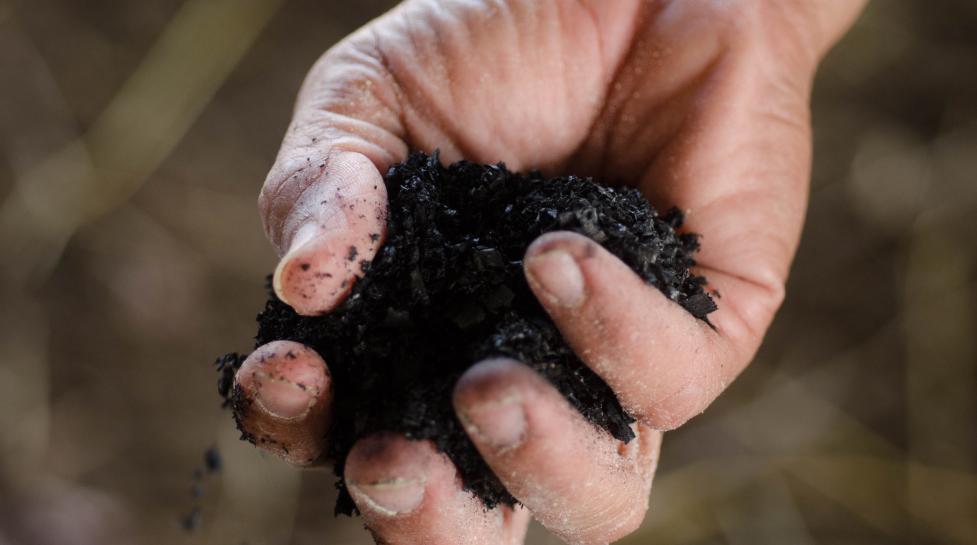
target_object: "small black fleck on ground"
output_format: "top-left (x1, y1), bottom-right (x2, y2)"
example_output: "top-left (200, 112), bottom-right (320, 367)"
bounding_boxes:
top-left (179, 446), bottom-right (223, 532)
top-left (216, 151), bottom-right (715, 515)
top-left (204, 446), bottom-right (222, 473)
top-left (180, 507), bottom-right (201, 532)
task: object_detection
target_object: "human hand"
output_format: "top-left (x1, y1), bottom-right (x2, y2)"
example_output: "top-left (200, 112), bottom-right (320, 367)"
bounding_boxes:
top-left (232, 1), bottom-right (865, 543)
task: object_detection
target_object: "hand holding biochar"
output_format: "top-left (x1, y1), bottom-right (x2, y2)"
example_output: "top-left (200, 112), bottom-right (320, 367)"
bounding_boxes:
top-left (217, 151), bottom-right (715, 515)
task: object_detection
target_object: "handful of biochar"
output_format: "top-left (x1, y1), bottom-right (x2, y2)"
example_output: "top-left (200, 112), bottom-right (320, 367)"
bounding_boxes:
top-left (217, 151), bottom-right (716, 515)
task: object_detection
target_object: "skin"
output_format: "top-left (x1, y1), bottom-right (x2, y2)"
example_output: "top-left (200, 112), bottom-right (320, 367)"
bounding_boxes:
top-left (233, 1), bottom-right (868, 543)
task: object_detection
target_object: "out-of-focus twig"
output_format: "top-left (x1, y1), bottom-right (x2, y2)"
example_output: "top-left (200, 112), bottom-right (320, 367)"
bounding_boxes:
top-left (0, 14), bottom-right (79, 487)
top-left (0, 0), bottom-right (287, 289)
top-left (0, 0), bottom-right (287, 519)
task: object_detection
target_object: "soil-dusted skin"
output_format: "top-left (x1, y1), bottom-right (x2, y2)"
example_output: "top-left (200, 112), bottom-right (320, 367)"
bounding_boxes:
top-left (217, 151), bottom-right (716, 515)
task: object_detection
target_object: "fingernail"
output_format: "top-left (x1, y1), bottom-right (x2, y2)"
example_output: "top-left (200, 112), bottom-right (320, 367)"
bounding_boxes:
top-left (253, 372), bottom-right (314, 420)
top-left (272, 226), bottom-right (320, 307)
top-left (348, 477), bottom-right (426, 516)
top-left (460, 394), bottom-right (526, 453)
top-left (525, 249), bottom-right (585, 308)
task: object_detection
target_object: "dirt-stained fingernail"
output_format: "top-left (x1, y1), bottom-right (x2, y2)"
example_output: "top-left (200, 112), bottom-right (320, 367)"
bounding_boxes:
top-left (235, 341), bottom-right (328, 421)
top-left (272, 225), bottom-right (321, 309)
top-left (348, 477), bottom-right (426, 517)
top-left (525, 249), bottom-right (585, 308)
top-left (251, 372), bottom-right (315, 420)
top-left (460, 394), bottom-right (526, 454)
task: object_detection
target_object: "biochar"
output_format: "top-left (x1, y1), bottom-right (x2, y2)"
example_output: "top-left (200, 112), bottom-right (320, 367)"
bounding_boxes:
top-left (217, 151), bottom-right (715, 514)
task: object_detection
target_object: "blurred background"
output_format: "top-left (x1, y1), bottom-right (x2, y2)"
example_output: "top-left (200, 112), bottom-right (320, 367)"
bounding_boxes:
top-left (1, 0), bottom-right (975, 544)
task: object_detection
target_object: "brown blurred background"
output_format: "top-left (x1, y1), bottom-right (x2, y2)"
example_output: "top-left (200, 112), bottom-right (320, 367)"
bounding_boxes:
top-left (1, 1), bottom-right (975, 544)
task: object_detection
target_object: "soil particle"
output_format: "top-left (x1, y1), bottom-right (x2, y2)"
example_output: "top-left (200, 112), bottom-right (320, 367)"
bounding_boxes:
top-left (180, 446), bottom-right (223, 532)
top-left (204, 447), bottom-right (222, 473)
top-left (180, 507), bottom-right (201, 532)
top-left (214, 353), bottom-right (244, 408)
top-left (217, 151), bottom-right (715, 515)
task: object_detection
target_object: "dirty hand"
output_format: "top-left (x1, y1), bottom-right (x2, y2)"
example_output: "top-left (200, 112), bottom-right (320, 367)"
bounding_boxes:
top-left (232, 1), bottom-right (865, 544)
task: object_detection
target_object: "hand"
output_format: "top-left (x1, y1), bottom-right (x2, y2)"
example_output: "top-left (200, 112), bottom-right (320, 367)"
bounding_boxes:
top-left (233, 1), bottom-right (865, 543)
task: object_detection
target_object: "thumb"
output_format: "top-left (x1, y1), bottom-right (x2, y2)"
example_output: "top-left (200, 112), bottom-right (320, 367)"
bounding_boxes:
top-left (258, 34), bottom-right (406, 315)
top-left (262, 149), bottom-right (387, 315)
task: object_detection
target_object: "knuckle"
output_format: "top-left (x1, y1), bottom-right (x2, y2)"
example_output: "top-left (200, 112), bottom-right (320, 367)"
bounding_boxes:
top-left (571, 497), bottom-right (648, 545)
top-left (762, 276), bottom-right (787, 314)
top-left (648, 405), bottom-right (696, 430)
top-left (612, 501), bottom-right (649, 541)
top-left (259, 148), bottom-right (332, 249)
top-left (641, 376), bottom-right (711, 431)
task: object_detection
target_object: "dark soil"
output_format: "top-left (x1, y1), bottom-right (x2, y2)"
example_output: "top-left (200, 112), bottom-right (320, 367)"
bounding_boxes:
top-left (217, 151), bottom-right (715, 515)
